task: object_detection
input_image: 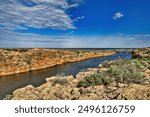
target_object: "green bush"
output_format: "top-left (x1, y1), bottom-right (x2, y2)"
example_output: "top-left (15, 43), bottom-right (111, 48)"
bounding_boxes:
top-left (102, 75), bottom-right (113, 85)
top-left (78, 73), bottom-right (113, 87)
top-left (106, 59), bottom-right (146, 84)
top-left (78, 59), bottom-right (147, 88)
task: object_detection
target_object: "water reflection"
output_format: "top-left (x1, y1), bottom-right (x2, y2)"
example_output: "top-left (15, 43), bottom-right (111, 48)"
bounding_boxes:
top-left (0, 51), bottom-right (132, 99)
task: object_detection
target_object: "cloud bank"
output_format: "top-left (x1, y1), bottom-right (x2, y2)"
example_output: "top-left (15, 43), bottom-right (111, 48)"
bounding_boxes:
top-left (1, 33), bottom-right (150, 48)
top-left (0, 1), bottom-right (149, 48)
top-left (0, 0), bottom-right (82, 32)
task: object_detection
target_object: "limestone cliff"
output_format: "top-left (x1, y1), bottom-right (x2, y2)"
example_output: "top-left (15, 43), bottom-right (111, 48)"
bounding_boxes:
top-left (0, 49), bottom-right (115, 76)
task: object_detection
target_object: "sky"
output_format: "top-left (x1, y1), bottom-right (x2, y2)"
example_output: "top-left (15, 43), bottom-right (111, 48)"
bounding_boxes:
top-left (0, 0), bottom-right (150, 48)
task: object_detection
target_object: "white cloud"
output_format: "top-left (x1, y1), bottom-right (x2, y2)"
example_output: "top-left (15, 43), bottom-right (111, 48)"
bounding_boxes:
top-left (112, 12), bottom-right (124, 20)
top-left (68, 0), bottom-right (83, 8)
top-left (73, 16), bottom-right (85, 22)
top-left (0, 33), bottom-right (150, 48)
top-left (65, 30), bottom-right (74, 36)
top-left (0, 0), bottom-right (82, 32)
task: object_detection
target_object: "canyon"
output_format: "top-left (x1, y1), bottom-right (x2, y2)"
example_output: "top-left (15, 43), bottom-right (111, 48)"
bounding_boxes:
top-left (0, 49), bottom-right (115, 76)
top-left (10, 48), bottom-right (150, 100)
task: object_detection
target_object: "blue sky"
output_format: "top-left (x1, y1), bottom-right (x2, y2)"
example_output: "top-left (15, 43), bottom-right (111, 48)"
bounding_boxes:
top-left (0, 0), bottom-right (150, 48)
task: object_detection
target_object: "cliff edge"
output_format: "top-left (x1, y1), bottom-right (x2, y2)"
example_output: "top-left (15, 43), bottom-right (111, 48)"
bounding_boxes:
top-left (0, 49), bottom-right (115, 76)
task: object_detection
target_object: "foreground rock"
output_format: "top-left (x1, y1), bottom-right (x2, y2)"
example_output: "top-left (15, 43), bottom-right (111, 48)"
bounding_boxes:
top-left (12, 61), bottom-right (150, 100)
top-left (12, 78), bottom-right (150, 100)
top-left (132, 47), bottom-right (150, 58)
top-left (0, 49), bottom-right (115, 76)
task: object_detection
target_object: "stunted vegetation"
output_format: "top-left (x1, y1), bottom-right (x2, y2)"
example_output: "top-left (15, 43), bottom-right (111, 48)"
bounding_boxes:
top-left (3, 94), bottom-right (13, 100)
top-left (78, 59), bottom-right (149, 87)
top-left (53, 78), bottom-right (68, 86)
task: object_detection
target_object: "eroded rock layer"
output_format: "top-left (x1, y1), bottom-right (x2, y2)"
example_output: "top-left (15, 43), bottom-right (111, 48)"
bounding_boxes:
top-left (0, 49), bottom-right (115, 76)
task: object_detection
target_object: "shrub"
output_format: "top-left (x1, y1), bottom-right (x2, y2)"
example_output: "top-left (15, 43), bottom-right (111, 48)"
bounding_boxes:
top-left (105, 59), bottom-right (147, 84)
top-left (102, 75), bottom-right (113, 85)
top-left (53, 78), bottom-right (68, 86)
top-left (78, 73), bottom-right (113, 87)
top-left (3, 95), bottom-right (13, 100)
top-left (78, 59), bottom-right (147, 87)
top-left (100, 61), bottom-right (110, 68)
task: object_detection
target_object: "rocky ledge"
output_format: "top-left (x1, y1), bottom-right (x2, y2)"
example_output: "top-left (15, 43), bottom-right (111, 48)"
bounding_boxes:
top-left (11, 55), bottom-right (150, 100)
top-left (132, 47), bottom-right (150, 58)
top-left (0, 49), bottom-right (115, 76)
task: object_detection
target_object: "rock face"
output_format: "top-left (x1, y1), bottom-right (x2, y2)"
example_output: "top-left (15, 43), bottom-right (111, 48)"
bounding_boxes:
top-left (132, 47), bottom-right (150, 58)
top-left (7, 48), bottom-right (150, 100)
top-left (0, 49), bottom-right (115, 76)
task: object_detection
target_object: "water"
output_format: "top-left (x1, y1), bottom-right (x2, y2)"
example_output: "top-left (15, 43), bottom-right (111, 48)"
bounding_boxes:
top-left (0, 51), bottom-right (132, 99)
